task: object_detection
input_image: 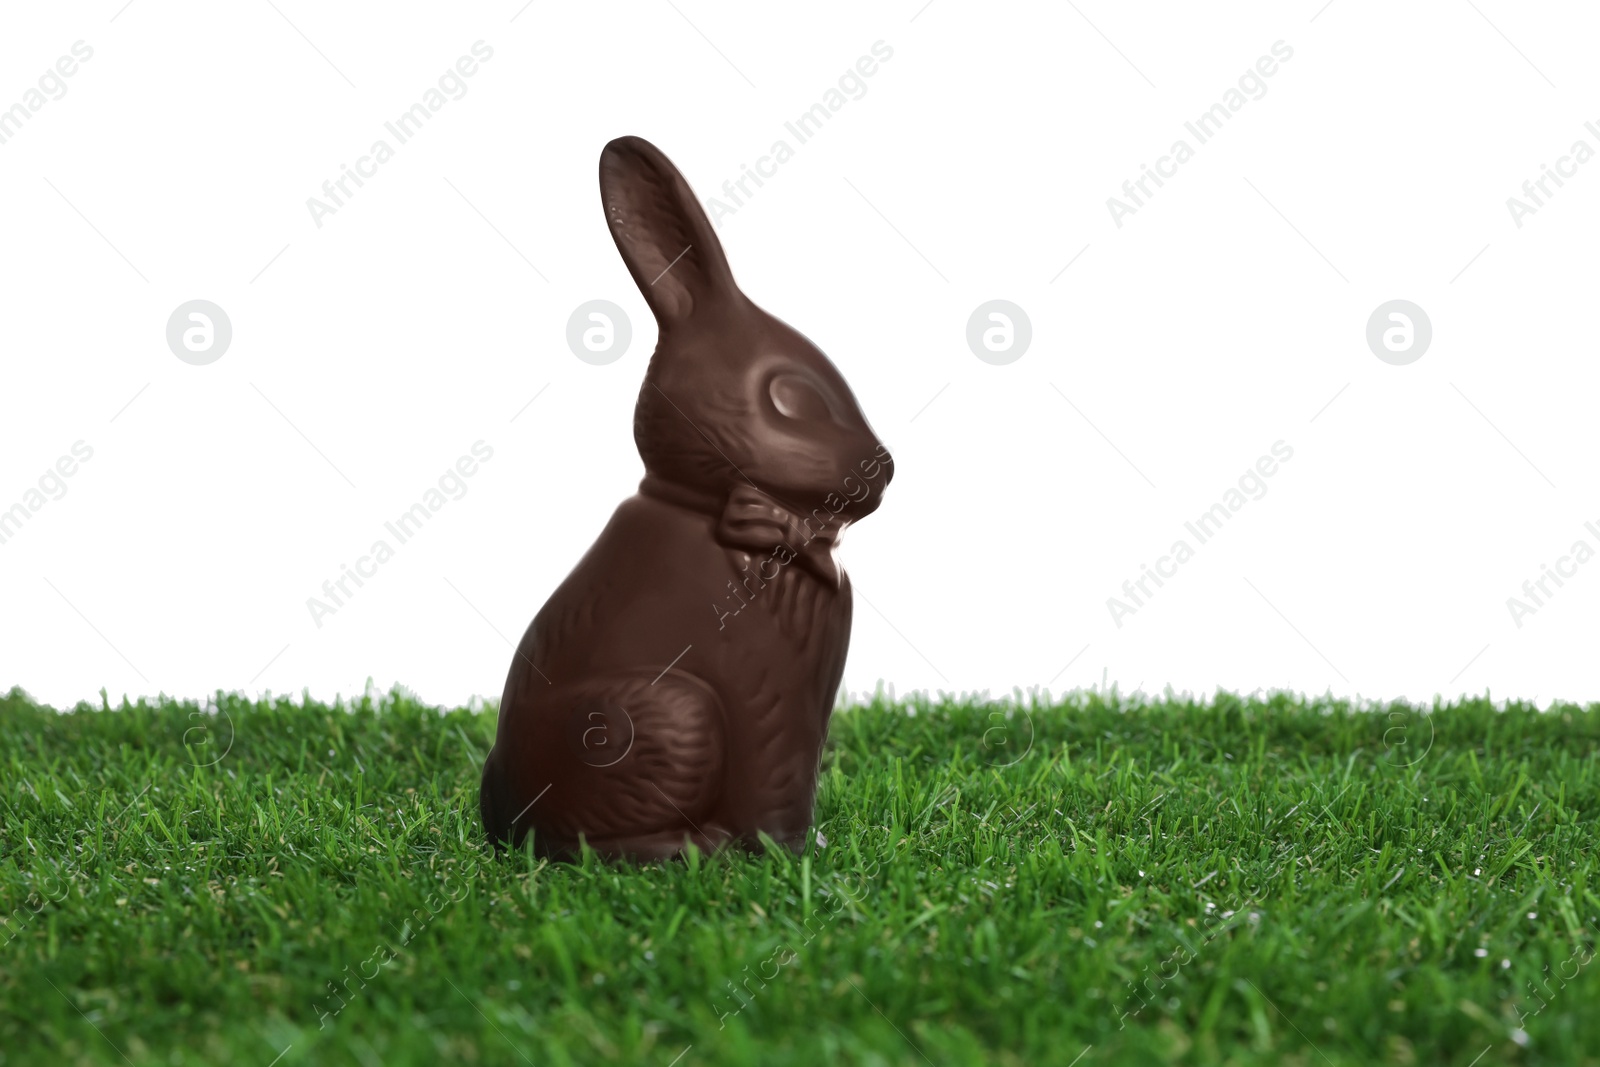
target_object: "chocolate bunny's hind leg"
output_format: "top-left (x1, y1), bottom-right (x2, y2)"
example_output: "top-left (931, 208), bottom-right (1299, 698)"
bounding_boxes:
top-left (480, 745), bottom-right (525, 849)
top-left (523, 670), bottom-right (729, 857)
top-left (480, 749), bottom-right (508, 846)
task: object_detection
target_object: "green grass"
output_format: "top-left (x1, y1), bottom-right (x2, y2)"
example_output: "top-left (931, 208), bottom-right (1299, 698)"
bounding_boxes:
top-left (2, 685), bottom-right (1598, 1067)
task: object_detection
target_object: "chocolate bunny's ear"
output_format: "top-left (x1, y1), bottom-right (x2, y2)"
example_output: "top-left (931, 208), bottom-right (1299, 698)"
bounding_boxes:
top-left (600, 136), bottom-right (739, 326)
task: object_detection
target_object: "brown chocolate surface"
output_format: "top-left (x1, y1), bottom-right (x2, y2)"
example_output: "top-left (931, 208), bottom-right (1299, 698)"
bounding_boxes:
top-left (479, 137), bottom-right (893, 860)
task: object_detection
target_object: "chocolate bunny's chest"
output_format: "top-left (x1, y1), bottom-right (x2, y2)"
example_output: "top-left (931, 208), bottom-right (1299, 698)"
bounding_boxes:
top-left (696, 557), bottom-right (849, 820)
top-left (553, 500), bottom-right (849, 805)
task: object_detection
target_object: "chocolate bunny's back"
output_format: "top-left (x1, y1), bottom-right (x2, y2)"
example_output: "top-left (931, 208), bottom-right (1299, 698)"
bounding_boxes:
top-left (479, 136), bottom-right (894, 860)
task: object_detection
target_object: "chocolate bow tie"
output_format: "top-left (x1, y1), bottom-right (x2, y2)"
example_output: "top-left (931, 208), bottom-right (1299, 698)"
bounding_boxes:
top-left (640, 477), bottom-right (846, 588)
top-left (715, 483), bottom-right (845, 588)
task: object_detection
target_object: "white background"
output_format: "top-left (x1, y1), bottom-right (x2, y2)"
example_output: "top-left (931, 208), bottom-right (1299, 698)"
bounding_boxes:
top-left (1, 1), bottom-right (1596, 712)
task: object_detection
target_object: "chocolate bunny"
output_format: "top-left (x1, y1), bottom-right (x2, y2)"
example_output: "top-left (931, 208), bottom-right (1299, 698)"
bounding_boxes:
top-left (479, 136), bottom-right (894, 861)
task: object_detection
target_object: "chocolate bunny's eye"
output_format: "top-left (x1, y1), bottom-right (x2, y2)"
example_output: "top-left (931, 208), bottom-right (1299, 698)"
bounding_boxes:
top-left (768, 373), bottom-right (834, 422)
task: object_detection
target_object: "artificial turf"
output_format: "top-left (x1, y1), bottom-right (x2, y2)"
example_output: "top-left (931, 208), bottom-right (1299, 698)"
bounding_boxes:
top-left (1, 684), bottom-right (1597, 1066)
